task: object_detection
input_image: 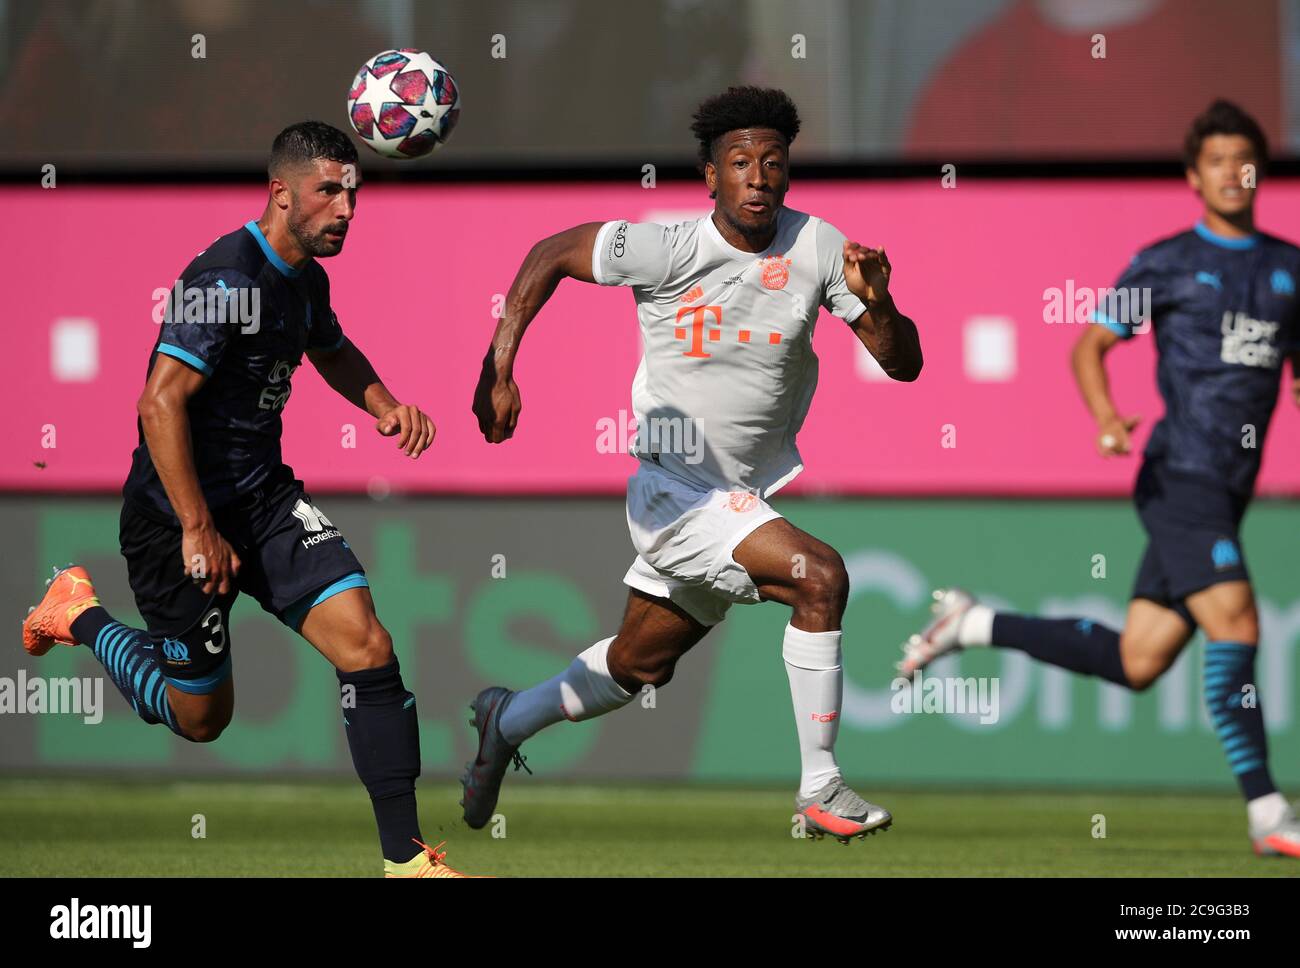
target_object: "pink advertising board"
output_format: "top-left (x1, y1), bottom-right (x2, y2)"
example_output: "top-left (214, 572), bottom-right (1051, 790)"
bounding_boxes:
top-left (5, 180), bottom-right (1300, 497)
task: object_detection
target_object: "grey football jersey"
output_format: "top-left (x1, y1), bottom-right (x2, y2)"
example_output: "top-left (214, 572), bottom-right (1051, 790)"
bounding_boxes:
top-left (592, 207), bottom-right (866, 496)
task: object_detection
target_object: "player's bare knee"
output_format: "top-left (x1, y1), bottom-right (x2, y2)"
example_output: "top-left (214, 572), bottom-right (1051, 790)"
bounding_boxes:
top-left (182, 710), bottom-right (231, 743)
top-left (1125, 665), bottom-right (1160, 693)
top-left (1218, 608), bottom-right (1259, 645)
top-left (350, 618), bottom-right (395, 670)
top-left (795, 550), bottom-right (847, 602)
top-left (183, 722), bottom-right (223, 743)
top-left (606, 638), bottom-right (674, 690)
top-left (1199, 614), bottom-right (1258, 645)
top-left (626, 658), bottom-right (676, 689)
top-left (1120, 641), bottom-right (1166, 692)
top-left (796, 553), bottom-right (849, 617)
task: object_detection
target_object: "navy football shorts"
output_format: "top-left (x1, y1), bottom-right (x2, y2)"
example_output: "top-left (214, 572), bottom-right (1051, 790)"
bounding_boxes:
top-left (1131, 459), bottom-right (1251, 626)
top-left (119, 466), bottom-right (367, 694)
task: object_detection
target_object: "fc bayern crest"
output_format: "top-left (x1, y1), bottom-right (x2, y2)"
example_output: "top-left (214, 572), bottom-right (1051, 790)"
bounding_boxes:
top-left (760, 255), bottom-right (792, 290)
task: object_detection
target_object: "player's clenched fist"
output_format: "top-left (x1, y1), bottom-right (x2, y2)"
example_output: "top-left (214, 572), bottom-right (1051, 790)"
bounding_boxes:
top-left (376, 403), bottom-right (436, 458)
top-left (1096, 414), bottom-right (1141, 457)
top-left (472, 352), bottom-right (521, 443)
top-left (842, 241), bottom-right (892, 305)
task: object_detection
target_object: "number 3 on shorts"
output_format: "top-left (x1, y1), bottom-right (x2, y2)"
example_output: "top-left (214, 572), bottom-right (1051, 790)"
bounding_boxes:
top-left (201, 606), bottom-right (226, 655)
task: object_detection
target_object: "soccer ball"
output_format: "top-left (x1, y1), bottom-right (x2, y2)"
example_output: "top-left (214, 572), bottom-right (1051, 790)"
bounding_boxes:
top-left (346, 49), bottom-right (460, 159)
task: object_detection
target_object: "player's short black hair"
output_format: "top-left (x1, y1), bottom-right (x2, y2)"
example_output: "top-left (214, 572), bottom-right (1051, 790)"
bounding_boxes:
top-left (269, 121), bottom-right (359, 179)
top-left (1183, 100), bottom-right (1268, 170)
top-left (690, 86), bottom-right (801, 170)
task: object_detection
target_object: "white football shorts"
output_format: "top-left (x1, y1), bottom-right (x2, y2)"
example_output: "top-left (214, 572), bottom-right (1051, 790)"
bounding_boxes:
top-left (623, 462), bottom-right (783, 626)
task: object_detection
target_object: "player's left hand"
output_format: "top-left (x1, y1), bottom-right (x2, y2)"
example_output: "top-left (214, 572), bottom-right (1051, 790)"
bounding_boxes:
top-left (376, 403), bottom-right (436, 458)
top-left (843, 241), bottom-right (891, 305)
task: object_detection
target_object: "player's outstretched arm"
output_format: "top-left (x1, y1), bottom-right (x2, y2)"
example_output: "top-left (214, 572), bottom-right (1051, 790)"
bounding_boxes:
top-left (307, 339), bottom-right (435, 458)
top-left (1072, 323), bottom-right (1140, 457)
top-left (137, 355), bottom-right (242, 595)
top-left (473, 222), bottom-right (604, 443)
top-left (841, 242), bottom-right (923, 382)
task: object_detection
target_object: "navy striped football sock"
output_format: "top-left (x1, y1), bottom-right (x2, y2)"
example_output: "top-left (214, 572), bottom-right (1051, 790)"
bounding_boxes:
top-left (71, 607), bottom-right (186, 738)
top-left (337, 659), bottom-right (424, 863)
top-left (1203, 641), bottom-right (1276, 801)
top-left (991, 614), bottom-right (1130, 687)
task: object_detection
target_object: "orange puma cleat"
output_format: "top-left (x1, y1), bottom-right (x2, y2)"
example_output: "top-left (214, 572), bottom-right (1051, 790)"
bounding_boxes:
top-left (22, 565), bottom-right (101, 657)
top-left (384, 839), bottom-right (481, 878)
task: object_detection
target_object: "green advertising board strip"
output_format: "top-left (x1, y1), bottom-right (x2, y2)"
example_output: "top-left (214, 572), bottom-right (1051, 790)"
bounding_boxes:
top-left (2, 497), bottom-right (1295, 789)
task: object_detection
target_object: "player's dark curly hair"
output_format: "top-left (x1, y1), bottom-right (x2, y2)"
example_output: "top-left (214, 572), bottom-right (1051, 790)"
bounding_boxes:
top-left (1183, 100), bottom-right (1268, 171)
top-left (269, 120), bottom-right (359, 178)
top-left (690, 86), bottom-right (801, 170)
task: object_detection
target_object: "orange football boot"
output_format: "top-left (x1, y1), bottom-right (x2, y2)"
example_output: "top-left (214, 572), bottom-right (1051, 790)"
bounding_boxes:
top-left (22, 565), bottom-right (101, 657)
top-left (384, 839), bottom-right (482, 878)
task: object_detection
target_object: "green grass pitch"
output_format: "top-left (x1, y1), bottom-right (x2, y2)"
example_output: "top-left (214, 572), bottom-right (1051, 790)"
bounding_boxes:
top-left (0, 777), bottom-right (1294, 877)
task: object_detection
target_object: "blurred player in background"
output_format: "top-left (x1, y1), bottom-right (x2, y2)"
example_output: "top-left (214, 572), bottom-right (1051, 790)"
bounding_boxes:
top-left (21, 121), bottom-right (468, 878)
top-left (468, 87), bottom-right (922, 842)
top-left (902, 100), bottom-right (1300, 858)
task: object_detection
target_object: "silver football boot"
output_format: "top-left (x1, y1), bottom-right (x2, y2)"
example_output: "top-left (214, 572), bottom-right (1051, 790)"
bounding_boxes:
top-left (795, 776), bottom-right (892, 844)
top-left (898, 587), bottom-right (977, 682)
top-left (1251, 802), bottom-right (1300, 858)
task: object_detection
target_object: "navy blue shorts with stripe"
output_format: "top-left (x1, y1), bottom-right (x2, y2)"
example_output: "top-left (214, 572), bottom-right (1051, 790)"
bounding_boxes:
top-left (1131, 459), bottom-right (1251, 626)
top-left (119, 466), bottom-right (366, 694)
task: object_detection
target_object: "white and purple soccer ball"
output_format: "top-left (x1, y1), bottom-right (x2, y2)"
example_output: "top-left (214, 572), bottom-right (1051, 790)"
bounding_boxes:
top-left (346, 49), bottom-right (460, 159)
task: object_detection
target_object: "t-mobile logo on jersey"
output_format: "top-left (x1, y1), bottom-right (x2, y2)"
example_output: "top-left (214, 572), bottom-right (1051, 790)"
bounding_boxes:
top-left (674, 305), bottom-right (781, 357)
top-left (1220, 311), bottom-right (1281, 368)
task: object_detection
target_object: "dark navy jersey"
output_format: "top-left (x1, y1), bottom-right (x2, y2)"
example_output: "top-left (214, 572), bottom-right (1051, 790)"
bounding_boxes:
top-left (123, 221), bottom-right (346, 520)
top-left (1094, 221), bottom-right (1300, 495)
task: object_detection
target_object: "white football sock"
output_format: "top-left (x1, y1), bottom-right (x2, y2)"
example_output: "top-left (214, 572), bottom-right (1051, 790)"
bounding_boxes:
top-left (783, 623), bottom-right (843, 799)
top-left (498, 637), bottom-right (632, 745)
top-left (957, 604), bottom-right (995, 647)
top-left (1247, 791), bottom-right (1290, 831)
